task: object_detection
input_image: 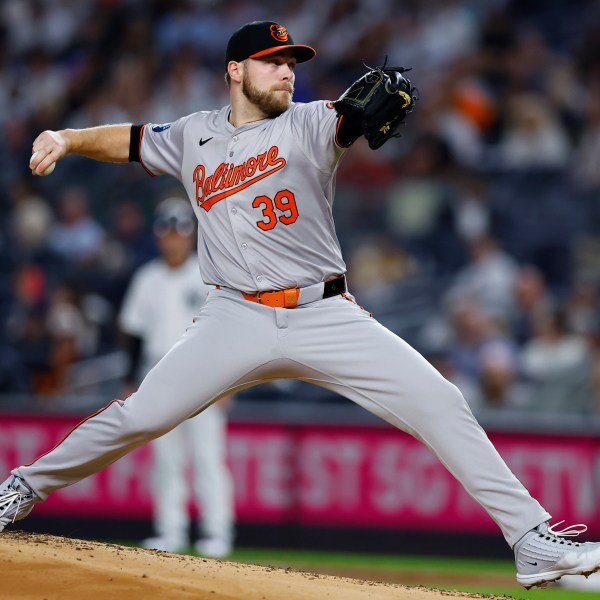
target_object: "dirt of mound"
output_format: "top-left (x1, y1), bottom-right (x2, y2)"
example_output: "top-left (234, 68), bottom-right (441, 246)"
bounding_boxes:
top-left (0, 531), bottom-right (511, 600)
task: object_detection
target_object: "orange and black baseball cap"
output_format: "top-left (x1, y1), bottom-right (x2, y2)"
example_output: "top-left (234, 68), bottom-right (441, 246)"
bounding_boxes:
top-left (225, 21), bottom-right (316, 69)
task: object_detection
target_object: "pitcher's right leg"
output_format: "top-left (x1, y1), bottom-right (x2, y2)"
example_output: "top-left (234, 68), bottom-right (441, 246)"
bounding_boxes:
top-left (8, 291), bottom-right (279, 503)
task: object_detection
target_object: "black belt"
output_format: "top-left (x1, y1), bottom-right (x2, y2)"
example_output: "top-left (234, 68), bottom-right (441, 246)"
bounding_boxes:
top-left (323, 275), bottom-right (346, 298)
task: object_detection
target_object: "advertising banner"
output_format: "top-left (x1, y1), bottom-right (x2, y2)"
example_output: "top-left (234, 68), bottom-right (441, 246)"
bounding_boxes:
top-left (1, 414), bottom-right (598, 533)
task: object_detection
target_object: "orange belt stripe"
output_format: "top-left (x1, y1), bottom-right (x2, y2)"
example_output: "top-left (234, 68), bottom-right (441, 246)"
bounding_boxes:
top-left (242, 287), bottom-right (300, 308)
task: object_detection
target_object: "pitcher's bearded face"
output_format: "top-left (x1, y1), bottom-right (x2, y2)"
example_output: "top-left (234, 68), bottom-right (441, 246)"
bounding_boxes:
top-left (240, 53), bottom-right (296, 117)
top-left (242, 73), bottom-right (294, 117)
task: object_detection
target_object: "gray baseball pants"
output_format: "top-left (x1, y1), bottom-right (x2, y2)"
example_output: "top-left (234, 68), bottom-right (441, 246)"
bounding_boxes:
top-left (15, 288), bottom-right (550, 546)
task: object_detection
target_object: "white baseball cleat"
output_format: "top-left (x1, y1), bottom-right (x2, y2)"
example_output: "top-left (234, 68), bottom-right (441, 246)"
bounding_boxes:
top-left (514, 521), bottom-right (600, 589)
top-left (195, 538), bottom-right (232, 559)
top-left (141, 536), bottom-right (188, 553)
top-left (0, 475), bottom-right (37, 532)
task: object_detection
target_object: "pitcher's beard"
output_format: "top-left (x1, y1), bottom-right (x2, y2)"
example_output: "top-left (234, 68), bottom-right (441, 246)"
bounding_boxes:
top-left (242, 76), bottom-right (293, 117)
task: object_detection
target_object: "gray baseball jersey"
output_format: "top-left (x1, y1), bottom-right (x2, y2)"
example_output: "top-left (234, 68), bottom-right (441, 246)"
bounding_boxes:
top-left (139, 102), bottom-right (346, 292)
top-left (13, 98), bottom-right (551, 550)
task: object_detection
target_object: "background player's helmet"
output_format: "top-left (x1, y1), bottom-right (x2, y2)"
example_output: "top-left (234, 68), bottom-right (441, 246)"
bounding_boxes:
top-left (153, 198), bottom-right (196, 237)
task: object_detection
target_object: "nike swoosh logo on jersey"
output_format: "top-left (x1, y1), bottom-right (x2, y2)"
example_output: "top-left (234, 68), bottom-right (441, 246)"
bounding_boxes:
top-left (199, 137), bottom-right (213, 146)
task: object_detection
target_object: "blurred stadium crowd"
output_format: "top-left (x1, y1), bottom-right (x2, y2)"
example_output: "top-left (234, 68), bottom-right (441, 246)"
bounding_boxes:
top-left (1, 0), bottom-right (600, 415)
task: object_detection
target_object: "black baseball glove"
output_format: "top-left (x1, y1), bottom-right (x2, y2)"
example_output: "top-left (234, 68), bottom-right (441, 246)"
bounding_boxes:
top-left (334, 64), bottom-right (418, 150)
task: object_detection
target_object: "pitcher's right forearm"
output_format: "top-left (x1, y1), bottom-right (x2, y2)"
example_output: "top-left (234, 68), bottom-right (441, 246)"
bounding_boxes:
top-left (61, 124), bottom-right (133, 162)
top-left (30, 124), bottom-right (135, 176)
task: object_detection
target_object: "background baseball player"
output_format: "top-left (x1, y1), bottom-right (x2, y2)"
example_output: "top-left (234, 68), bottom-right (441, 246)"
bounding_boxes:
top-left (2, 19), bottom-right (600, 590)
top-left (119, 197), bottom-right (234, 558)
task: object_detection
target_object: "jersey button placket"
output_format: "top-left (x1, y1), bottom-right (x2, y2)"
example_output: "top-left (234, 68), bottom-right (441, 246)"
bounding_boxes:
top-left (227, 130), bottom-right (261, 289)
top-left (228, 135), bottom-right (246, 252)
top-left (226, 136), bottom-right (237, 213)
top-left (225, 135), bottom-right (237, 217)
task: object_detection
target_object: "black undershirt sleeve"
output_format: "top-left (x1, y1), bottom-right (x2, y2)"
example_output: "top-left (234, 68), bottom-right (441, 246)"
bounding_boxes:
top-left (122, 333), bottom-right (143, 385)
top-left (129, 124), bottom-right (143, 162)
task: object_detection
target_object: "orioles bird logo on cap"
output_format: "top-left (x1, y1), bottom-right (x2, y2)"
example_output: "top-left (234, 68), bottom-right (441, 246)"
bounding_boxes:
top-left (270, 24), bottom-right (288, 42)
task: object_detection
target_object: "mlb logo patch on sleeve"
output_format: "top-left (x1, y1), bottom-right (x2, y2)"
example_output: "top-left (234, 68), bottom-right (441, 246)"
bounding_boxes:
top-left (152, 123), bottom-right (172, 133)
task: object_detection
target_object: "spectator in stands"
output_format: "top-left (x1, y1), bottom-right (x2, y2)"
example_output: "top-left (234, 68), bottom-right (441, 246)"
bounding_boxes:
top-left (384, 0), bottom-right (479, 83)
top-left (508, 265), bottom-right (552, 347)
top-left (48, 186), bottom-right (105, 266)
top-left (107, 56), bottom-right (153, 122)
top-left (46, 281), bottom-right (97, 364)
top-left (452, 172), bottom-right (493, 244)
top-left (348, 236), bottom-right (438, 349)
top-left (16, 47), bottom-right (67, 121)
top-left (592, 356), bottom-right (600, 415)
top-left (335, 137), bottom-right (398, 236)
top-left (520, 306), bottom-right (594, 414)
top-left (348, 237), bottom-right (416, 302)
top-left (385, 133), bottom-right (464, 274)
top-left (97, 199), bottom-right (157, 308)
top-left (7, 279), bottom-right (97, 396)
top-left (1, 264), bottom-right (48, 394)
top-left (565, 279), bottom-right (600, 342)
top-left (477, 341), bottom-right (528, 409)
top-left (8, 190), bottom-right (54, 262)
top-left (149, 46), bottom-right (226, 123)
top-left (497, 93), bottom-right (572, 170)
top-left (443, 297), bottom-right (522, 409)
top-left (573, 51), bottom-right (600, 191)
top-left (444, 233), bottom-right (518, 323)
top-left (0, 344), bottom-right (28, 395)
top-left (4, 263), bottom-right (47, 345)
top-left (11, 305), bottom-right (55, 395)
top-left (108, 199), bottom-right (156, 274)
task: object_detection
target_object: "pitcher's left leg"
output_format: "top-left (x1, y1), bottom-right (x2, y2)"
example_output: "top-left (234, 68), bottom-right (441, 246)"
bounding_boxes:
top-left (287, 296), bottom-right (549, 547)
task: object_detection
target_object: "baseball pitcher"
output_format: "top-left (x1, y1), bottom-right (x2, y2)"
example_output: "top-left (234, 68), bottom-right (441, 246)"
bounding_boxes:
top-left (3, 20), bottom-right (600, 589)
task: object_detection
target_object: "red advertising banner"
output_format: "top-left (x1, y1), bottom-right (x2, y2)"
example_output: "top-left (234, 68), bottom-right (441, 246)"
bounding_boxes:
top-left (1, 413), bottom-right (599, 534)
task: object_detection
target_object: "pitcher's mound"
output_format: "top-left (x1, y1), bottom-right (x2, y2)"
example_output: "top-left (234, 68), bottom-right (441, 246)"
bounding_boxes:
top-left (0, 531), bottom-right (507, 600)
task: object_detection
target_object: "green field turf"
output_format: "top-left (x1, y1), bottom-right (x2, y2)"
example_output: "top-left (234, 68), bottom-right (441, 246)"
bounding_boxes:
top-left (222, 547), bottom-right (600, 599)
top-left (121, 540), bottom-right (599, 598)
